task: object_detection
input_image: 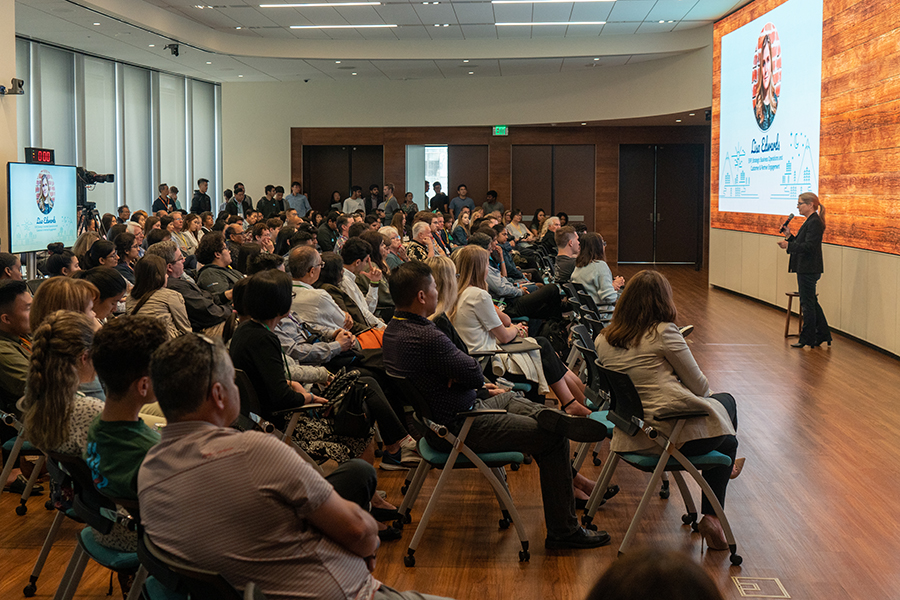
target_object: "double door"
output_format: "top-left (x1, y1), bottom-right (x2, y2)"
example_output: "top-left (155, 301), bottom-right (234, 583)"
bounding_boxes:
top-left (618, 144), bottom-right (704, 264)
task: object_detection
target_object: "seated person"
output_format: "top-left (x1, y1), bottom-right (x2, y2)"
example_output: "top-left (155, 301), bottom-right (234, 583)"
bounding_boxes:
top-left (0, 252), bottom-right (22, 281)
top-left (195, 232), bottom-right (243, 306)
top-left (0, 281), bottom-right (33, 413)
top-left (571, 232), bottom-right (624, 314)
top-left (538, 216), bottom-right (561, 255)
top-left (553, 226), bottom-right (579, 284)
top-left (139, 334), bottom-right (450, 600)
top-left (451, 246), bottom-right (592, 416)
top-left (356, 230), bottom-right (394, 319)
top-left (113, 232), bottom-right (140, 284)
top-left (317, 253), bottom-right (371, 336)
top-left (467, 232), bottom-right (562, 322)
top-left (45, 243), bottom-right (81, 278)
top-left (146, 241), bottom-right (234, 338)
top-left (383, 261), bottom-right (610, 550)
top-left (404, 221), bottom-right (435, 261)
top-left (72, 267), bottom-right (127, 324)
top-left (85, 316), bottom-right (169, 501)
top-left (288, 246), bottom-right (357, 335)
top-left (380, 226), bottom-right (409, 271)
top-left (340, 238), bottom-right (386, 330)
top-left (126, 255), bottom-right (192, 339)
top-left (491, 224), bottom-right (536, 287)
top-left (594, 270), bottom-right (741, 551)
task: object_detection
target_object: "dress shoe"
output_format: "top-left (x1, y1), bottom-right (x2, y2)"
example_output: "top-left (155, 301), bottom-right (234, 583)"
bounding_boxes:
top-left (812, 338), bottom-right (833, 348)
top-left (697, 517), bottom-right (728, 551)
top-left (378, 525), bottom-right (403, 542)
top-left (371, 507), bottom-right (402, 522)
top-left (790, 342), bottom-right (807, 348)
top-left (679, 325), bottom-right (695, 338)
top-left (4, 474), bottom-right (44, 496)
top-left (536, 410), bottom-right (608, 442)
top-left (545, 526), bottom-right (611, 549)
top-left (730, 457), bottom-right (746, 480)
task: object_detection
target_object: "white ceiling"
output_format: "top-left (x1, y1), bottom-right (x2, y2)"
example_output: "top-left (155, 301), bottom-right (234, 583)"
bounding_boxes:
top-left (15, 0), bottom-right (751, 82)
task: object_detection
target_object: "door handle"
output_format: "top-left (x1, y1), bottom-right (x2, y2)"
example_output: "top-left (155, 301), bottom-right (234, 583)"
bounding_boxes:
top-left (657, 213), bottom-right (663, 222)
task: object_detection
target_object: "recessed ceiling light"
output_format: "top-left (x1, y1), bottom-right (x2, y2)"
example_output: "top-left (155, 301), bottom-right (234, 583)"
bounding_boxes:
top-left (593, 57), bottom-right (600, 61)
top-left (689, 113), bottom-right (695, 116)
top-left (235, 26), bottom-right (242, 29)
top-left (468, 71), bottom-right (474, 74)
top-left (463, 59), bottom-right (469, 63)
top-left (675, 119), bottom-right (681, 122)
top-left (206, 61), bottom-right (212, 64)
top-left (443, 23), bottom-right (449, 27)
top-left (261, 2), bottom-right (381, 6)
top-left (497, 21), bottom-right (605, 25)
top-left (581, 122), bottom-right (587, 125)
top-left (93, 22), bottom-right (100, 25)
top-left (290, 24), bottom-right (397, 28)
top-left (238, 75), bottom-right (244, 77)
top-left (352, 72), bottom-right (358, 75)
top-left (668, 20), bottom-right (674, 23)
top-left (335, 60), bottom-right (341, 63)
top-left (148, 44), bottom-right (155, 47)
top-left (658, 20), bottom-right (664, 23)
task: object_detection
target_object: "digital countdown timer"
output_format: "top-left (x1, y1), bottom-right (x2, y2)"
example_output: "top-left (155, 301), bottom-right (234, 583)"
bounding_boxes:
top-left (24, 147), bottom-right (55, 165)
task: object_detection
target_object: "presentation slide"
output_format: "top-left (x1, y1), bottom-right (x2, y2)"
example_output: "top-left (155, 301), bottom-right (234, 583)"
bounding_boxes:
top-left (7, 163), bottom-right (78, 254)
top-left (717, 0), bottom-right (824, 216)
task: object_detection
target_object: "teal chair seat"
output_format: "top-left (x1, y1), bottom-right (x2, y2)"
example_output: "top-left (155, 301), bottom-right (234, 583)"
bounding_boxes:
top-left (143, 576), bottom-right (189, 600)
top-left (418, 438), bottom-right (524, 469)
top-left (2, 436), bottom-right (40, 455)
top-left (78, 527), bottom-right (141, 572)
top-left (588, 410), bottom-right (614, 437)
top-left (620, 450), bottom-right (732, 472)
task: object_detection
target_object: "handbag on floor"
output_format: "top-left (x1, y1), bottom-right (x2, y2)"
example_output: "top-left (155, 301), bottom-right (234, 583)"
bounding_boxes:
top-left (319, 368), bottom-right (371, 438)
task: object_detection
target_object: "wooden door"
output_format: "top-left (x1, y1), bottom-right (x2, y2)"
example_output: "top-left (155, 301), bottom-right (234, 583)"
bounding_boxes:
top-left (618, 145), bottom-right (655, 263)
top-left (656, 144), bottom-right (703, 264)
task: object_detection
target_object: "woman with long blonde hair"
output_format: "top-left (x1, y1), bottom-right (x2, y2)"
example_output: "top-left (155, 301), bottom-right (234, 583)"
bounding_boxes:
top-left (450, 246), bottom-right (591, 416)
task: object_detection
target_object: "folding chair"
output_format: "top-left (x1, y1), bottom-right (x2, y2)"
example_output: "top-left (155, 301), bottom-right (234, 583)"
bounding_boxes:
top-left (581, 365), bottom-right (742, 566)
top-left (388, 375), bottom-right (530, 567)
top-left (139, 529), bottom-right (242, 600)
top-left (1, 410), bottom-right (49, 516)
top-left (47, 452), bottom-right (147, 600)
top-left (233, 369), bottom-right (324, 474)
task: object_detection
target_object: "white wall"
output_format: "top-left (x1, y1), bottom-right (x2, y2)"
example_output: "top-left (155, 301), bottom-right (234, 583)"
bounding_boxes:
top-left (221, 46), bottom-right (713, 200)
top-left (710, 228), bottom-right (900, 356)
top-left (1, 0), bottom-right (17, 252)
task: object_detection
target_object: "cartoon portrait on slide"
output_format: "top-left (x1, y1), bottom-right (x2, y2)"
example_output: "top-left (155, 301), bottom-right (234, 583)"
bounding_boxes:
top-left (752, 24), bottom-right (781, 131)
top-left (36, 170), bottom-right (55, 215)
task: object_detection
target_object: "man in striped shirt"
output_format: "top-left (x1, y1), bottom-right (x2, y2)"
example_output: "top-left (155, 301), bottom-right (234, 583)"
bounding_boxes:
top-left (139, 334), bottom-right (451, 600)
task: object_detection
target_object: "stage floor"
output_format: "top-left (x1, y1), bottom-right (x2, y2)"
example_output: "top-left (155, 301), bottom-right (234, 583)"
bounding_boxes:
top-left (3, 265), bottom-right (897, 599)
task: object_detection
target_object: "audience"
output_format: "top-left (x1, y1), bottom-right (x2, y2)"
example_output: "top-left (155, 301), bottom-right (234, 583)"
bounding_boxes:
top-left (571, 232), bottom-right (624, 313)
top-left (383, 261), bottom-right (610, 550)
top-left (0, 253), bottom-right (23, 281)
top-left (45, 243), bottom-right (81, 277)
top-left (0, 281), bottom-right (32, 412)
top-left (380, 226), bottom-right (408, 270)
top-left (196, 232), bottom-right (243, 305)
top-left (126, 255), bottom-right (191, 339)
top-left (595, 270), bottom-right (741, 551)
top-left (340, 238), bottom-right (387, 330)
top-left (288, 246), bottom-right (356, 335)
top-left (317, 253), bottom-right (370, 335)
top-left (554, 225), bottom-right (579, 284)
top-left (29, 276), bottom-right (99, 332)
top-left (539, 216), bottom-right (561, 254)
top-left (113, 232), bottom-right (140, 284)
top-left (72, 267), bottom-right (127, 324)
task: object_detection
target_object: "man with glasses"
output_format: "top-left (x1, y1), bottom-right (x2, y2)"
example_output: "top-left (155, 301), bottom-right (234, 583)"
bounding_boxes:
top-left (147, 241), bottom-right (234, 338)
top-left (196, 232), bottom-right (244, 308)
top-left (287, 246), bottom-right (354, 335)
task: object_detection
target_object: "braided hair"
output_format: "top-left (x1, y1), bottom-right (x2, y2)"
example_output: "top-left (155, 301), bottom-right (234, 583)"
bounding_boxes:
top-left (22, 310), bottom-right (95, 451)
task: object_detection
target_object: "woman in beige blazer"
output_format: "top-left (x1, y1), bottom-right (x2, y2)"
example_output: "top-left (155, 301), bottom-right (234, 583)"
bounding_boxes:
top-left (594, 270), bottom-right (742, 550)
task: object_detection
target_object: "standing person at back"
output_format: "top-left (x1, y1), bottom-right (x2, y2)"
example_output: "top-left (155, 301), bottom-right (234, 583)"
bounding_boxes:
top-left (382, 184), bottom-right (400, 224)
top-left (482, 190), bottom-right (504, 215)
top-left (284, 181), bottom-right (311, 219)
top-left (366, 184), bottom-right (381, 215)
top-left (429, 182), bottom-right (449, 214)
top-left (190, 178), bottom-right (212, 214)
top-left (344, 186), bottom-right (365, 215)
top-left (449, 184), bottom-right (475, 221)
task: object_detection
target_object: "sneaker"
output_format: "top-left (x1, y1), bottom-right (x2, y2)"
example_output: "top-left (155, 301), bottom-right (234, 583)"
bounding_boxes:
top-left (4, 474), bottom-right (44, 496)
top-left (399, 437), bottom-right (421, 467)
top-left (378, 450), bottom-right (409, 471)
top-left (545, 526), bottom-right (611, 550)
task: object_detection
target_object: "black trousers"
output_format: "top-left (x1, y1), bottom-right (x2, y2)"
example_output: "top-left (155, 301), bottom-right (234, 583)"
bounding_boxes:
top-left (327, 458), bottom-right (377, 509)
top-left (797, 272), bottom-right (831, 345)
top-left (677, 392), bottom-right (738, 515)
top-left (358, 376), bottom-right (408, 445)
top-left (505, 285), bottom-right (562, 321)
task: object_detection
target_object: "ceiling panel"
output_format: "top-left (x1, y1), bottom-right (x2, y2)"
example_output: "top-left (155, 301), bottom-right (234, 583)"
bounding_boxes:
top-left (684, 0), bottom-right (747, 20)
top-left (217, 7), bottom-right (280, 28)
top-left (452, 2), bottom-right (495, 25)
top-left (492, 4), bottom-right (533, 23)
top-left (635, 21), bottom-right (676, 34)
top-left (607, 1), bottom-right (655, 22)
top-left (673, 19), bottom-right (713, 31)
top-left (426, 24), bottom-right (465, 38)
top-left (531, 24), bottom-right (571, 37)
top-left (460, 24), bottom-right (498, 39)
top-left (499, 57), bottom-right (563, 76)
top-left (393, 25), bottom-right (434, 38)
top-left (496, 25), bottom-right (533, 38)
top-left (647, 0), bottom-right (697, 22)
top-left (333, 6), bottom-right (384, 24)
top-left (599, 21), bottom-right (640, 35)
top-left (412, 3), bottom-right (459, 25)
top-left (375, 4), bottom-right (424, 25)
top-left (532, 3), bottom-right (574, 23)
top-left (569, 3), bottom-right (615, 22)
top-left (359, 27), bottom-right (400, 39)
top-left (564, 25), bottom-right (603, 37)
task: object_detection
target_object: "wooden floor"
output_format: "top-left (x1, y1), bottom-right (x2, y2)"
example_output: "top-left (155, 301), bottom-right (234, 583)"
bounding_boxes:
top-left (3, 265), bottom-right (900, 599)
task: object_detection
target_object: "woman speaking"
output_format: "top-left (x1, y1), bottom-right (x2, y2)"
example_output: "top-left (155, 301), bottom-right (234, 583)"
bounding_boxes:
top-left (778, 192), bottom-right (832, 348)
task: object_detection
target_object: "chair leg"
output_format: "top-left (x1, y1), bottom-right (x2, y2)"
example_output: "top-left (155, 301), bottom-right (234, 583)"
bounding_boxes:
top-left (0, 435), bottom-right (25, 492)
top-left (585, 453), bottom-right (619, 517)
top-left (17, 454), bottom-right (46, 515)
top-left (618, 456), bottom-right (669, 556)
top-left (670, 472), bottom-right (697, 525)
top-left (396, 461), bottom-right (431, 527)
top-left (126, 565), bottom-right (147, 600)
top-left (406, 457), bottom-right (460, 559)
top-left (571, 442), bottom-right (589, 472)
top-left (53, 544), bottom-right (88, 600)
top-left (24, 509), bottom-right (66, 596)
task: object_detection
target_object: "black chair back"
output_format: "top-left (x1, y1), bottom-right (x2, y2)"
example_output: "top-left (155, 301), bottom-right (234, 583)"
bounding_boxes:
top-left (594, 364), bottom-right (644, 437)
top-left (386, 374), bottom-right (437, 425)
top-left (576, 291), bottom-right (600, 315)
top-left (46, 452), bottom-right (119, 534)
top-left (235, 368), bottom-right (265, 419)
top-left (140, 530), bottom-right (242, 600)
top-left (572, 339), bottom-right (609, 407)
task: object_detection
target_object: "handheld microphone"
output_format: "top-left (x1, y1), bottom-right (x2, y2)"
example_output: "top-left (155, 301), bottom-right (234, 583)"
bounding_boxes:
top-left (779, 213), bottom-right (794, 233)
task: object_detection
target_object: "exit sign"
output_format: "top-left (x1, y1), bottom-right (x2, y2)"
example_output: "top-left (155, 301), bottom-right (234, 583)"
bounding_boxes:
top-left (493, 125), bottom-right (508, 136)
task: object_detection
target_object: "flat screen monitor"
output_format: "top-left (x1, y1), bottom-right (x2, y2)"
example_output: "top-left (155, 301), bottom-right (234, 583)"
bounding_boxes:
top-left (6, 162), bottom-right (78, 254)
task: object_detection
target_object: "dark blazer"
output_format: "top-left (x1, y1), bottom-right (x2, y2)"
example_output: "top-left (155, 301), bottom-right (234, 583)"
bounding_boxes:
top-left (786, 212), bottom-right (824, 274)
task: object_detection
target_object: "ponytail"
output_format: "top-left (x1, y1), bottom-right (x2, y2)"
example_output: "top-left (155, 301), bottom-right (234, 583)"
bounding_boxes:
top-left (799, 192), bottom-right (825, 228)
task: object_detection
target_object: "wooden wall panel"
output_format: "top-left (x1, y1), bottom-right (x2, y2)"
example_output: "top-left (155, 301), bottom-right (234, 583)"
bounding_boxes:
top-left (292, 125), bottom-right (709, 266)
top-left (552, 145), bottom-right (595, 225)
top-left (711, 0), bottom-right (900, 256)
top-left (511, 145), bottom-right (553, 219)
top-left (448, 145), bottom-right (489, 207)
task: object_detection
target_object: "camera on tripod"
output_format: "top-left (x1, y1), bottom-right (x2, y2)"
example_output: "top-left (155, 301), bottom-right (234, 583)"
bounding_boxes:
top-left (76, 167), bottom-right (114, 234)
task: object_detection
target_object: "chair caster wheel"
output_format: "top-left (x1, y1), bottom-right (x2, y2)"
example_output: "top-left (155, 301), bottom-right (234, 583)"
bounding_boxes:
top-left (402, 512), bottom-right (411, 525)
top-left (499, 518), bottom-right (510, 530)
top-left (592, 455), bottom-right (602, 467)
top-left (16, 504), bottom-right (27, 516)
top-left (403, 554), bottom-right (415, 567)
top-left (45, 500), bottom-right (53, 510)
top-left (730, 553), bottom-right (743, 566)
top-left (681, 514), bottom-right (694, 525)
top-left (659, 480), bottom-right (670, 499)
top-left (400, 485), bottom-right (409, 495)
top-left (23, 583), bottom-right (37, 597)
top-left (510, 463), bottom-right (519, 472)
top-left (374, 449), bottom-right (383, 458)
top-left (523, 455), bottom-right (533, 465)
top-left (519, 550), bottom-right (530, 562)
